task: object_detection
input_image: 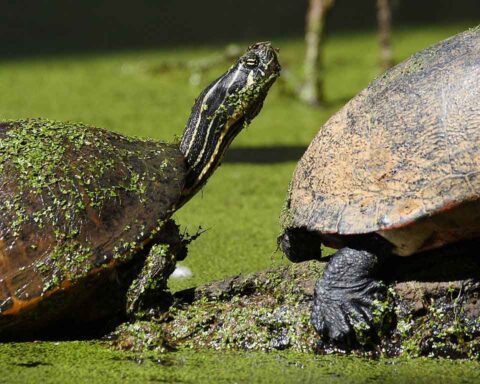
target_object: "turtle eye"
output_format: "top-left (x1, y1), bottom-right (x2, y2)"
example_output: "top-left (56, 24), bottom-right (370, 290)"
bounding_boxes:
top-left (245, 55), bottom-right (258, 68)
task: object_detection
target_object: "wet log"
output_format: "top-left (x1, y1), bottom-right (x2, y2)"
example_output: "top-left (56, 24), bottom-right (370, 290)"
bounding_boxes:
top-left (114, 243), bottom-right (480, 358)
top-left (164, 246), bottom-right (480, 358)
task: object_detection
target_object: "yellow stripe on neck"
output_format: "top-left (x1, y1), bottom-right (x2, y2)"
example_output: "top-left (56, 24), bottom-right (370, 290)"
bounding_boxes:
top-left (197, 112), bottom-right (242, 183)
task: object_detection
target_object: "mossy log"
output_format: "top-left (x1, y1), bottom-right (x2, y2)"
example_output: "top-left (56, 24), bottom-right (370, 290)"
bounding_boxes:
top-left (114, 246), bottom-right (480, 358)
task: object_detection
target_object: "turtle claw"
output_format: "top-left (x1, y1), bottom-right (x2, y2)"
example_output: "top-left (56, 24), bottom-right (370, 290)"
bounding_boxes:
top-left (311, 247), bottom-right (389, 347)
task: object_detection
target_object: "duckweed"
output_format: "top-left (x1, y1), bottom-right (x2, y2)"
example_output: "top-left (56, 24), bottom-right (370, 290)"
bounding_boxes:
top-left (0, 118), bottom-right (184, 299)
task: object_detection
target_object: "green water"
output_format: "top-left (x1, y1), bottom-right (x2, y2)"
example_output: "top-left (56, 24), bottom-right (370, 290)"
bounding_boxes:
top-left (1, 342), bottom-right (479, 384)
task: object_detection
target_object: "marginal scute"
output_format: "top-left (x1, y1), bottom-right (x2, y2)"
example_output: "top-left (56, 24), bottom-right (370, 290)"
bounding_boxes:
top-left (0, 118), bottom-right (185, 317)
top-left (288, 28), bottom-right (480, 249)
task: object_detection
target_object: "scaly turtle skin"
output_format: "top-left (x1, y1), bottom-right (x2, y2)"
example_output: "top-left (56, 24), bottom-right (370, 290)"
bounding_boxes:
top-left (279, 27), bottom-right (480, 346)
top-left (0, 42), bottom-right (280, 340)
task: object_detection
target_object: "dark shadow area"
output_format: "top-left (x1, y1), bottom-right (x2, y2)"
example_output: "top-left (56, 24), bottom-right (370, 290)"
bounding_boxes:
top-left (389, 238), bottom-right (480, 283)
top-left (1, 0), bottom-right (479, 59)
top-left (224, 146), bottom-right (307, 164)
top-left (0, 0), bottom-right (305, 58)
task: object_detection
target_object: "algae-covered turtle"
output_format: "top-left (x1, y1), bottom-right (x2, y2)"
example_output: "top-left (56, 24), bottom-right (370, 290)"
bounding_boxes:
top-left (279, 28), bottom-right (480, 345)
top-left (0, 42), bottom-right (280, 340)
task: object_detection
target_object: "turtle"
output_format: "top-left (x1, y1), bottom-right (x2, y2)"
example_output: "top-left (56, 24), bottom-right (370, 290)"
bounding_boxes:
top-left (0, 42), bottom-right (280, 340)
top-left (278, 27), bottom-right (480, 346)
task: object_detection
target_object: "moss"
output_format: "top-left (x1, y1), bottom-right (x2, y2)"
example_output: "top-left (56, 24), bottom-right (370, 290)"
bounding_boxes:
top-left (113, 263), bottom-right (321, 353)
top-left (37, 240), bottom-right (93, 292)
top-left (111, 321), bottom-right (171, 353)
top-left (165, 296), bottom-right (314, 352)
top-left (110, 258), bottom-right (480, 360)
top-left (278, 181), bottom-right (295, 230)
top-left (351, 287), bottom-right (396, 348)
top-left (390, 282), bottom-right (480, 359)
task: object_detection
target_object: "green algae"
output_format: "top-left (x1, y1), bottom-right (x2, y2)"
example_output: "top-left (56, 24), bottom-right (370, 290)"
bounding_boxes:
top-left (164, 263), bottom-right (320, 352)
top-left (1, 341), bottom-right (480, 384)
top-left (0, 118), bottom-right (174, 232)
top-left (112, 321), bottom-right (171, 353)
top-left (389, 281), bottom-right (480, 359)
top-left (0, 118), bottom-right (184, 300)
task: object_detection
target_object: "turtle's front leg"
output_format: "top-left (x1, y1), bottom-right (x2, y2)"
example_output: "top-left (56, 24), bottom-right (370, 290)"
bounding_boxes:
top-left (126, 244), bottom-right (174, 319)
top-left (126, 220), bottom-right (187, 320)
top-left (312, 247), bottom-right (390, 347)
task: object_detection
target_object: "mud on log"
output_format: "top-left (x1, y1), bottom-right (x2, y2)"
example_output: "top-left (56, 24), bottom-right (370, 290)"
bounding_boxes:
top-left (114, 248), bottom-right (480, 358)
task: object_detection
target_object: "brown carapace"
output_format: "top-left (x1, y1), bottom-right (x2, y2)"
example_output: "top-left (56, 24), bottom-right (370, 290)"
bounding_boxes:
top-left (285, 27), bottom-right (480, 256)
top-left (0, 119), bottom-right (186, 338)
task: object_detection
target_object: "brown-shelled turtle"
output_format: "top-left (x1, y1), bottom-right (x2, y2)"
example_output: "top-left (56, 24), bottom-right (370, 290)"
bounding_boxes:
top-left (279, 27), bottom-right (480, 345)
top-left (0, 43), bottom-right (280, 340)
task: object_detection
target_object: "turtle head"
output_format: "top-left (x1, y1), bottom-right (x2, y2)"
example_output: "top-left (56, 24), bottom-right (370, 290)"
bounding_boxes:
top-left (179, 42), bottom-right (280, 201)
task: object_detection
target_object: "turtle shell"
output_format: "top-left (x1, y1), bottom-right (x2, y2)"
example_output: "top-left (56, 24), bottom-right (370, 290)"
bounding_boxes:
top-left (0, 118), bottom-right (185, 334)
top-left (286, 27), bottom-right (480, 255)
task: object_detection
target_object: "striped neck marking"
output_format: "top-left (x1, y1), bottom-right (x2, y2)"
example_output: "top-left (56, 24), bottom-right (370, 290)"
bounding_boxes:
top-left (183, 76), bottom-right (224, 159)
top-left (178, 42), bottom-right (280, 200)
top-left (190, 64), bottom-right (245, 170)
